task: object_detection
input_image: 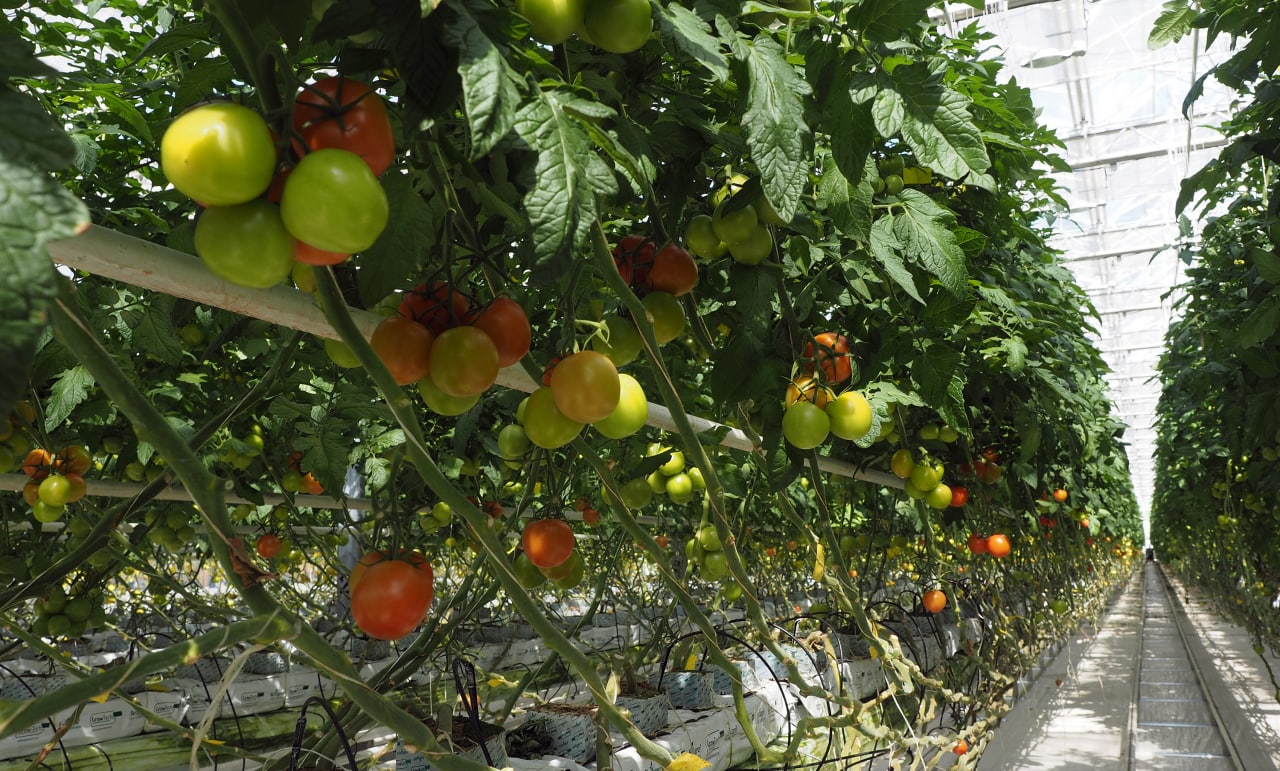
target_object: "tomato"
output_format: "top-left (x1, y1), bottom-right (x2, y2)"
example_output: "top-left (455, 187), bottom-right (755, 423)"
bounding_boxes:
top-left (417, 372), bottom-right (480, 415)
top-left (582, 508), bottom-right (600, 526)
top-left (582, 0), bottom-right (653, 53)
top-left (32, 500), bottom-right (64, 523)
top-left (785, 375), bottom-right (834, 409)
top-left (294, 240), bottom-right (348, 266)
top-left (551, 350), bottom-right (621, 423)
top-left (591, 315), bottom-right (644, 367)
top-left (903, 478), bottom-right (927, 500)
top-left (782, 402), bottom-right (830, 450)
top-left (986, 533), bottom-right (1011, 558)
top-left (63, 473), bottom-right (87, 503)
top-left (467, 297), bottom-right (530, 368)
top-left (195, 201), bottom-right (296, 289)
top-left (498, 424), bottom-right (532, 458)
top-left (521, 386), bottom-right (584, 449)
top-left (325, 338), bottom-right (362, 368)
top-left (924, 483), bottom-right (951, 510)
top-left (400, 281), bottom-right (470, 335)
top-left (37, 475), bottom-right (70, 507)
top-left (826, 391), bottom-right (872, 441)
top-left (665, 472), bottom-right (694, 503)
top-left (370, 316), bottom-right (434, 385)
top-left (640, 291), bottom-right (685, 344)
top-left (966, 533), bottom-right (987, 554)
top-left (684, 214), bottom-right (727, 260)
top-left (280, 148), bottom-right (389, 254)
top-left (1051, 598), bottom-right (1069, 615)
top-left (619, 477), bottom-right (653, 508)
top-left (727, 225), bottom-right (773, 265)
top-left (952, 740), bottom-right (969, 756)
top-left (293, 77), bottom-right (395, 177)
top-left (909, 462), bottom-right (942, 492)
top-left (890, 449), bottom-right (915, 479)
top-left (516, 0), bottom-right (586, 44)
top-left (22, 448), bottom-right (51, 479)
top-left (696, 525), bottom-right (721, 552)
top-left (522, 518), bottom-right (575, 569)
top-left (513, 551), bottom-right (547, 588)
top-left (161, 102), bottom-right (276, 206)
top-left (256, 534), bottom-right (282, 558)
top-left (802, 332), bottom-right (852, 383)
top-left (592, 373), bottom-right (648, 438)
top-left (976, 459), bottom-right (1002, 484)
top-left (350, 558), bottom-right (435, 640)
top-left (648, 244), bottom-right (698, 297)
top-left (57, 446), bottom-right (92, 476)
top-left (1052, 488), bottom-right (1068, 502)
top-left (549, 551), bottom-right (586, 589)
top-left (949, 485), bottom-right (968, 507)
top-left (701, 551), bottom-right (729, 581)
top-left (712, 197), bottom-right (759, 243)
top-left (430, 326), bottom-right (500, 397)
top-left (922, 589), bottom-right (946, 613)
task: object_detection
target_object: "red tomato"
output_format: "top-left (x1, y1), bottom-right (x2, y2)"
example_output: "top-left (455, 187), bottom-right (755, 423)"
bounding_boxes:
top-left (801, 332), bottom-right (852, 383)
top-left (350, 558), bottom-right (435, 640)
top-left (63, 473), bottom-right (87, 503)
top-left (23, 448), bottom-right (52, 480)
top-left (550, 350), bottom-right (621, 423)
top-left (986, 533), bottom-right (1011, 558)
top-left (966, 533), bottom-right (987, 555)
top-left (467, 297), bottom-right (531, 368)
top-left (257, 534), bottom-right (282, 558)
top-left (399, 281), bottom-right (470, 335)
top-left (294, 240), bottom-right (348, 266)
top-left (950, 486), bottom-right (969, 507)
top-left (522, 518), bottom-right (575, 569)
top-left (922, 589), bottom-right (947, 613)
top-left (648, 243), bottom-right (699, 297)
top-left (1053, 488), bottom-right (1068, 502)
top-left (370, 316), bottom-right (435, 385)
top-left (294, 77), bottom-right (395, 177)
top-left (613, 235), bottom-right (654, 289)
top-left (430, 326), bottom-right (500, 397)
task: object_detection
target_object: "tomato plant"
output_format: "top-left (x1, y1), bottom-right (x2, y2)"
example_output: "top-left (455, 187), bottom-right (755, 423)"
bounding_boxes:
top-left (160, 102), bottom-right (276, 206)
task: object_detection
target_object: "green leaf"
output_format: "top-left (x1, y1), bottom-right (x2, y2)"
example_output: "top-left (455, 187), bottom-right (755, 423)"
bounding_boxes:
top-left (513, 89), bottom-right (618, 268)
top-left (825, 87), bottom-right (874, 186)
top-left (1252, 248), bottom-right (1280, 284)
top-left (1237, 295), bottom-right (1280, 349)
top-left (299, 423), bottom-right (354, 498)
top-left (1002, 336), bottom-right (1028, 374)
top-left (0, 34), bottom-right (58, 80)
top-left (359, 172), bottom-right (441, 306)
top-left (869, 216), bottom-right (922, 303)
top-left (45, 366), bottom-right (95, 431)
top-left (817, 153), bottom-right (871, 242)
top-left (885, 64), bottom-right (989, 179)
top-left (845, 0), bottom-right (936, 43)
top-left (0, 91), bottom-right (77, 172)
top-left (658, 4), bottom-right (729, 83)
top-left (443, 2), bottom-right (519, 159)
top-left (953, 227), bottom-right (988, 259)
top-left (174, 59), bottom-right (238, 111)
top-left (1149, 1), bottom-right (1197, 49)
top-left (895, 190), bottom-right (966, 293)
top-left (732, 34), bottom-right (810, 223)
top-left (133, 295), bottom-right (185, 365)
top-left (912, 342), bottom-right (965, 427)
top-left (872, 87), bottom-right (904, 139)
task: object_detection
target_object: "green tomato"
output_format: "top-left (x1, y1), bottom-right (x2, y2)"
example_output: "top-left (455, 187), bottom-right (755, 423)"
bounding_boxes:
top-left (591, 315), bottom-right (644, 367)
top-left (909, 462), bottom-right (942, 492)
top-left (721, 580), bottom-right (744, 601)
top-left (32, 499), bottom-right (65, 523)
top-left (417, 372), bottom-right (481, 416)
top-left (727, 225), bottom-right (773, 266)
top-left (696, 524), bottom-right (722, 552)
top-left (1050, 599), bottom-right (1069, 615)
top-left (550, 551), bottom-right (586, 589)
top-left (665, 472), bottom-right (694, 503)
top-left (583, 0), bottom-right (653, 53)
top-left (521, 387), bottom-right (584, 449)
top-left (195, 201), bottom-right (296, 289)
top-left (498, 423), bottom-right (532, 458)
top-left (712, 197), bottom-right (759, 243)
top-left (825, 391), bottom-right (873, 441)
top-left (925, 482), bottom-right (952, 510)
top-left (592, 373), bottom-right (649, 439)
top-left (516, 0), bottom-right (585, 44)
top-left (161, 102), bottom-right (276, 206)
top-left (325, 338), bottom-right (362, 369)
top-left (38, 475), bottom-right (71, 507)
top-left (640, 291), bottom-right (686, 345)
top-left (514, 551), bottom-right (547, 589)
top-left (782, 402), bottom-right (830, 450)
top-left (647, 469), bottom-right (667, 494)
top-left (687, 466), bottom-right (706, 490)
top-left (684, 214), bottom-right (727, 260)
top-left (658, 448), bottom-right (685, 476)
top-left (281, 148), bottom-right (389, 254)
top-left (620, 477), bottom-right (654, 508)
top-left (701, 551), bottom-right (729, 581)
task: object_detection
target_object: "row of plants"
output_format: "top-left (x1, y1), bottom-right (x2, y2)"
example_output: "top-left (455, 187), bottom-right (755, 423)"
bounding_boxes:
top-left (1148, 0), bottom-right (1280, 670)
top-left (0, 0), bottom-right (1141, 768)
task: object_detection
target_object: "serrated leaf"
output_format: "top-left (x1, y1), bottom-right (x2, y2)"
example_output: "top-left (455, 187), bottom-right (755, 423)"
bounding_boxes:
top-left (1237, 295), bottom-right (1280, 349)
top-left (299, 424), bottom-right (353, 497)
top-left (817, 156), bottom-right (871, 242)
top-left (513, 89), bottom-right (617, 268)
top-left (68, 134), bottom-right (100, 177)
top-left (826, 88), bottom-right (874, 186)
top-left (658, 4), bottom-right (728, 83)
top-left (443, 2), bottom-right (519, 158)
top-left (912, 342), bottom-right (965, 427)
top-left (886, 64), bottom-right (989, 179)
top-left (1002, 336), bottom-right (1027, 374)
top-left (953, 227), bottom-right (988, 259)
top-left (1149, 1), bottom-right (1197, 49)
top-left (732, 35), bottom-right (810, 223)
top-left (133, 295), bottom-right (185, 364)
top-left (895, 190), bottom-right (966, 294)
top-left (45, 366), bottom-right (95, 431)
top-left (871, 87), bottom-right (904, 141)
top-left (1253, 248), bottom-right (1280, 284)
top-left (869, 216), bottom-right (922, 303)
top-left (134, 23), bottom-right (212, 62)
top-left (0, 91), bottom-right (78, 172)
top-left (0, 34), bottom-right (58, 80)
top-left (845, 0), bottom-right (936, 43)
top-left (95, 89), bottom-right (154, 144)
top-left (174, 59), bottom-right (238, 111)
top-left (358, 173), bottom-right (439, 306)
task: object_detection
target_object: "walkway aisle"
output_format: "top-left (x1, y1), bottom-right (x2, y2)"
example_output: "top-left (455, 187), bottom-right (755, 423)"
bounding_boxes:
top-left (979, 563), bottom-right (1280, 771)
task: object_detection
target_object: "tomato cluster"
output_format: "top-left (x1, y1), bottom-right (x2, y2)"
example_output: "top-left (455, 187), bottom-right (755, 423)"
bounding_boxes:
top-left (160, 77), bottom-right (393, 289)
top-left (643, 443), bottom-right (705, 505)
top-left (781, 332), bottom-right (876, 451)
top-left (514, 518), bottom-right (584, 590)
top-left (20, 443), bottom-right (91, 524)
top-left (683, 175), bottom-right (783, 266)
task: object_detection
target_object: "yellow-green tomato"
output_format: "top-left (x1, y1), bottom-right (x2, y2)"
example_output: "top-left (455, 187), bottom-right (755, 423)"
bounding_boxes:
top-left (161, 102), bottom-right (276, 206)
top-left (195, 201), bottom-right (296, 289)
top-left (281, 148), bottom-right (389, 254)
top-left (516, 0), bottom-right (586, 44)
top-left (592, 373), bottom-right (649, 438)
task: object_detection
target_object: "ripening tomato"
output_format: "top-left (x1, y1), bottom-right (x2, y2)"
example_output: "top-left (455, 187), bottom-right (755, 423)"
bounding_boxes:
top-left (613, 235), bottom-right (654, 289)
top-left (256, 534), bottom-right (282, 558)
top-left (727, 225), bottom-right (773, 265)
top-left (430, 326), bottom-right (500, 397)
top-left (640, 291), bottom-right (685, 344)
top-left (195, 201), bottom-right (296, 289)
top-left (953, 740), bottom-right (969, 756)
top-left (1053, 488), bottom-right (1068, 503)
top-left (648, 243), bottom-right (698, 297)
top-left (583, 0), bottom-right (653, 53)
top-left (522, 518), bottom-right (575, 569)
top-left (684, 214), bottom-right (727, 260)
top-left (785, 375), bottom-right (834, 409)
top-left (22, 449), bottom-right (51, 479)
top-left (890, 449), bottom-right (915, 479)
top-left (294, 240), bottom-right (349, 266)
top-left (986, 533), bottom-right (1011, 558)
top-left (825, 391), bottom-right (873, 441)
top-left (63, 473), bottom-right (87, 503)
top-left (161, 102), bottom-right (277, 206)
top-left (370, 316), bottom-right (434, 385)
top-left (802, 332), bottom-right (852, 383)
top-left (417, 372), bottom-right (480, 416)
top-left (513, 551), bottom-right (547, 588)
top-left (922, 589), bottom-right (946, 613)
top-left (350, 558), bottom-right (435, 640)
top-left (592, 373), bottom-right (648, 439)
top-left (467, 297), bottom-right (530, 368)
top-left (925, 482), bottom-right (952, 510)
top-left (782, 401), bottom-right (830, 450)
top-left (551, 350), bottom-right (621, 424)
top-left (966, 533), bottom-right (987, 554)
top-left (521, 386), bottom-right (584, 449)
top-left (293, 77), bottom-right (395, 177)
top-left (280, 148), bottom-right (389, 254)
top-left (950, 485), bottom-right (969, 507)
top-left (712, 197), bottom-right (759, 243)
top-left (400, 281), bottom-right (469, 335)
top-left (57, 446), bottom-right (92, 476)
